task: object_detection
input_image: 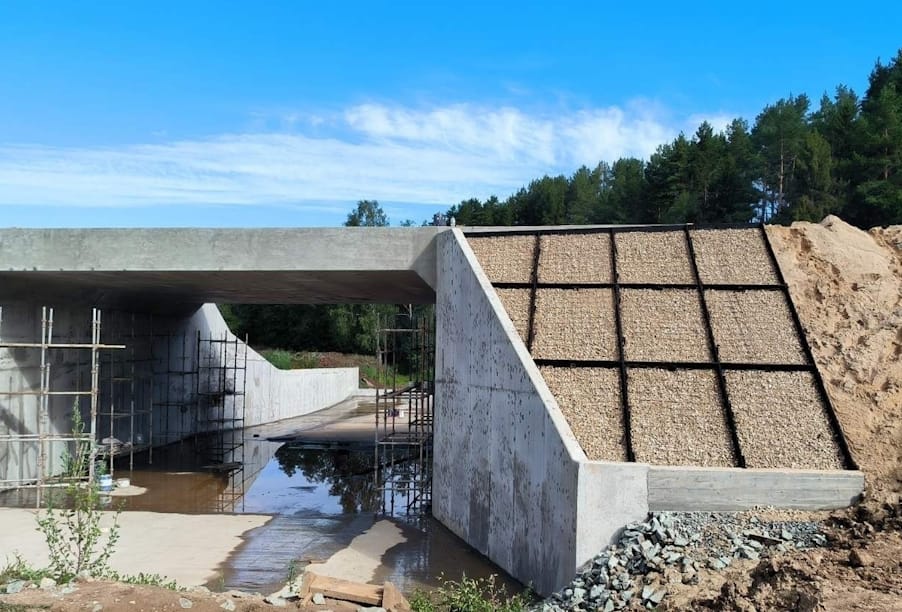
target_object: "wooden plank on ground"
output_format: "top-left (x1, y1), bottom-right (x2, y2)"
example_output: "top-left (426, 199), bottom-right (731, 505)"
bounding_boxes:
top-left (382, 581), bottom-right (411, 612)
top-left (309, 574), bottom-right (383, 605)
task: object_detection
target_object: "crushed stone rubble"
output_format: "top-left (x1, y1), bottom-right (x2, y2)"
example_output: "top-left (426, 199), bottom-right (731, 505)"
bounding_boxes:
top-left (535, 511), bottom-right (827, 611)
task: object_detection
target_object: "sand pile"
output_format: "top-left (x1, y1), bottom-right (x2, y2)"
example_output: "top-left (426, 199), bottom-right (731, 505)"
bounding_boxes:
top-left (767, 216), bottom-right (902, 499)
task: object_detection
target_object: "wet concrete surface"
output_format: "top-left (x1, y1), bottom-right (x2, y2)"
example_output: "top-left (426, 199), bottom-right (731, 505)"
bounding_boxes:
top-left (0, 396), bottom-right (521, 597)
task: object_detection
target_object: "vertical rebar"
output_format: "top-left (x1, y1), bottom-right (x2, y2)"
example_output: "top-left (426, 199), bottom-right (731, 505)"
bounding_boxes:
top-left (89, 308), bottom-right (101, 484)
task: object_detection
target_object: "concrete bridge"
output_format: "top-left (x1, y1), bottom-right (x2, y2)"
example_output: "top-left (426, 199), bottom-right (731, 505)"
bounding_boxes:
top-left (0, 226), bottom-right (863, 595)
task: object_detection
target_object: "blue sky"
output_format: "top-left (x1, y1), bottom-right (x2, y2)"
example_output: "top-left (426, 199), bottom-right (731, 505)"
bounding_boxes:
top-left (1, 1), bottom-right (900, 227)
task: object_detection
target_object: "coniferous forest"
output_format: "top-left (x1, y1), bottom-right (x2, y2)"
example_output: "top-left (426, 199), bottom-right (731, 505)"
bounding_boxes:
top-left (445, 49), bottom-right (902, 229)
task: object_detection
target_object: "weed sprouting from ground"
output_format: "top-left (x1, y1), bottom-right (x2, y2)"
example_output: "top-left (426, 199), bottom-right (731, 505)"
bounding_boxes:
top-left (0, 554), bottom-right (50, 584)
top-left (409, 574), bottom-right (532, 612)
top-left (33, 407), bottom-right (120, 582)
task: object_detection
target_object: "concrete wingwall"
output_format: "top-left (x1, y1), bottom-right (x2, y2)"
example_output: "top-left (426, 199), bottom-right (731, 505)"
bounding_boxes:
top-left (435, 229), bottom-right (652, 595)
top-left (179, 305), bottom-right (359, 428)
top-left (433, 229), bottom-right (864, 595)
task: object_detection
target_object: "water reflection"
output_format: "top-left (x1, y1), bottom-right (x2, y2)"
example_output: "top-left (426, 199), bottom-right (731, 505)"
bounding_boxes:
top-left (0, 432), bottom-right (521, 597)
top-left (274, 445), bottom-right (379, 515)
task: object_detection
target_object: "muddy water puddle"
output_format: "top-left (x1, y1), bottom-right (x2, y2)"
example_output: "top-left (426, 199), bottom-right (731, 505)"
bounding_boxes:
top-left (0, 432), bottom-right (521, 597)
top-left (219, 443), bottom-right (522, 595)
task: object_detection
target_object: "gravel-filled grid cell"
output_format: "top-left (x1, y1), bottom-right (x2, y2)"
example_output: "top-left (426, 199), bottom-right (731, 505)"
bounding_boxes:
top-left (706, 290), bottom-right (806, 364)
top-left (620, 289), bottom-right (711, 362)
top-left (614, 231), bottom-right (694, 284)
top-left (726, 370), bottom-right (844, 469)
top-left (628, 368), bottom-right (736, 467)
top-left (538, 233), bottom-right (612, 283)
top-left (691, 228), bottom-right (779, 285)
top-left (466, 235), bottom-right (536, 283)
top-left (495, 288), bottom-right (531, 345)
top-left (532, 288), bottom-right (617, 360)
top-left (540, 366), bottom-right (626, 461)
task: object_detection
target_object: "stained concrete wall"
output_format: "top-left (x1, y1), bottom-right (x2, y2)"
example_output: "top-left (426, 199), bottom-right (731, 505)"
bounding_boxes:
top-left (434, 229), bottom-right (650, 595)
top-left (434, 228), bottom-right (580, 594)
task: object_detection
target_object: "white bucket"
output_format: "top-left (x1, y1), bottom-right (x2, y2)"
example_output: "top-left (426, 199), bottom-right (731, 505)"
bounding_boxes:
top-left (98, 474), bottom-right (114, 492)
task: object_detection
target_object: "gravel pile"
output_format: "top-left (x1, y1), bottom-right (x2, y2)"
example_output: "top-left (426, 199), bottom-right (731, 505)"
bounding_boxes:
top-left (628, 369), bottom-right (736, 467)
top-left (533, 288), bottom-right (618, 360)
top-left (706, 290), bottom-right (807, 364)
top-left (620, 289), bottom-right (711, 362)
top-left (615, 231), bottom-right (694, 284)
top-left (467, 234), bottom-right (536, 282)
top-left (691, 228), bottom-right (779, 285)
top-left (537, 511), bottom-right (829, 611)
top-left (495, 288), bottom-right (531, 344)
top-left (726, 370), bottom-right (844, 470)
top-left (538, 233), bottom-right (612, 283)
top-left (540, 366), bottom-right (626, 462)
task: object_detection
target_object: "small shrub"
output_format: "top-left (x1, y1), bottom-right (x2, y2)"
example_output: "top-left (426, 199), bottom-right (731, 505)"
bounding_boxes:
top-left (410, 574), bottom-right (532, 612)
top-left (35, 407), bottom-right (121, 581)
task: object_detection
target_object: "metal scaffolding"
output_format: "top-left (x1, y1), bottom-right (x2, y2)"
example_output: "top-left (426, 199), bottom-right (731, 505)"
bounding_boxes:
top-left (195, 332), bottom-right (248, 512)
top-left (374, 310), bottom-right (434, 517)
top-left (0, 306), bottom-right (124, 496)
top-left (1, 304), bottom-right (254, 511)
top-left (96, 311), bottom-right (154, 477)
top-left (151, 331), bottom-right (197, 448)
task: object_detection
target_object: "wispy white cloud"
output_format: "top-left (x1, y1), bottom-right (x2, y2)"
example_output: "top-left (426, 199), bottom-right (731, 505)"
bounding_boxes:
top-left (0, 102), bottom-right (734, 208)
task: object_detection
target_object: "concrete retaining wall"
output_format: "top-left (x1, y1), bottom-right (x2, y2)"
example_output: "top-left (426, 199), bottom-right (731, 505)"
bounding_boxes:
top-left (434, 229), bottom-right (653, 595)
top-left (181, 305), bottom-right (359, 428)
top-left (434, 229), bottom-right (581, 594)
top-left (433, 229), bottom-right (864, 595)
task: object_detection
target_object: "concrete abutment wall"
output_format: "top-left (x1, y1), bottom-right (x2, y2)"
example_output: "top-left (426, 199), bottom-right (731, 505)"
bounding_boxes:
top-left (435, 227), bottom-right (864, 595)
top-left (435, 229), bottom-right (651, 595)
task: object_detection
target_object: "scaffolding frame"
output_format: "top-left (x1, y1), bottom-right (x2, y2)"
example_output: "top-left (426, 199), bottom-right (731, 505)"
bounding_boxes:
top-left (150, 331), bottom-right (198, 448)
top-left (195, 332), bottom-right (248, 513)
top-left (374, 310), bottom-right (434, 517)
top-left (0, 306), bottom-right (124, 497)
top-left (96, 311), bottom-right (155, 477)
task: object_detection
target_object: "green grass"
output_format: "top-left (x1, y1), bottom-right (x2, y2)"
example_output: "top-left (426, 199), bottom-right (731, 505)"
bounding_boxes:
top-left (110, 571), bottom-right (180, 590)
top-left (0, 555), bottom-right (51, 584)
top-left (261, 349), bottom-right (318, 370)
top-left (261, 349), bottom-right (415, 389)
top-left (0, 556), bottom-right (178, 593)
top-left (409, 574), bottom-right (532, 612)
top-left (360, 364), bottom-right (411, 388)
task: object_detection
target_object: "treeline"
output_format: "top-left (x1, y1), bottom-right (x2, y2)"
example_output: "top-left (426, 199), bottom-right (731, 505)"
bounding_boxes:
top-left (224, 200), bottom-right (418, 357)
top-left (446, 50), bottom-right (902, 229)
top-left (222, 302), bottom-right (395, 355)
